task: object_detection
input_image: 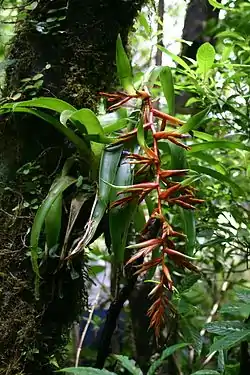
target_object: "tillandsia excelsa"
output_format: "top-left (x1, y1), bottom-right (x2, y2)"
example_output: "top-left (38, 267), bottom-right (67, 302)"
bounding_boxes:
top-left (6, 34), bottom-right (205, 327)
top-left (100, 87), bottom-right (204, 337)
top-left (96, 35), bottom-right (205, 337)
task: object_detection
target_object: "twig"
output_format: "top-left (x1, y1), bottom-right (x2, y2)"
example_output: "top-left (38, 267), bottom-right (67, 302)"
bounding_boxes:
top-left (155, 0), bottom-right (164, 67)
top-left (75, 288), bottom-right (101, 367)
top-left (200, 280), bottom-right (230, 337)
top-left (199, 263), bottom-right (234, 369)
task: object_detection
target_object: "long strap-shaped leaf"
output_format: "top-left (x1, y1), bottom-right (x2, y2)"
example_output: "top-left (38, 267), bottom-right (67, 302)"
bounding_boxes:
top-left (109, 157), bottom-right (135, 265)
top-left (68, 144), bottom-right (123, 258)
top-left (30, 175), bottom-right (76, 299)
top-left (116, 34), bottom-right (136, 95)
top-left (160, 67), bottom-right (197, 255)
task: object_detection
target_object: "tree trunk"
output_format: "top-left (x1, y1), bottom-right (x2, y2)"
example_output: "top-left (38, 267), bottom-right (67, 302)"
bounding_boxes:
top-left (0, 1), bottom-right (146, 374)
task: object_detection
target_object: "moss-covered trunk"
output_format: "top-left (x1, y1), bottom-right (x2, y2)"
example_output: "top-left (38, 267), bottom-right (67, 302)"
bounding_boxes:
top-left (0, 1), bottom-right (145, 374)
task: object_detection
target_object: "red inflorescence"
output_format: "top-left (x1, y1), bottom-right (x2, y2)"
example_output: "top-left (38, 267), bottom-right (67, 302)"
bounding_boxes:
top-left (100, 89), bottom-right (203, 337)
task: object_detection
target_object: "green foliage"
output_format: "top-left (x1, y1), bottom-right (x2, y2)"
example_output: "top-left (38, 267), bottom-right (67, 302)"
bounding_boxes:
top-left (60, 368), bottom-right (116, 375)
top-left (116, 34), bottom-right (136, 95)
top-left (147, 343), bottom-right (190, 375)
top-left (30, 174), bottom-right (76, 298)
top-left (1, 1), bottom-right (249, 374)
top-left (196, 43), bottom-right (215, 78)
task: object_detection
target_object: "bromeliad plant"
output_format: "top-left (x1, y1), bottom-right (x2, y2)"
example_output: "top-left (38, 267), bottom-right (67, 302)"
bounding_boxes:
top-left (0, 35), bottom-right (208, 333)
top-left (98, 83), bottom-right (203, 336)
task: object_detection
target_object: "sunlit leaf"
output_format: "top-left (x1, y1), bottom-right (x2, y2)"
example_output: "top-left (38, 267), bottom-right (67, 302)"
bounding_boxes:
top-left (190, 165), bottom-right (244, 193)
top-left (1, 106), bottom-right (90, 155)
top-left (6, 97), bottom-right (76, 112)
top-left (70, 108), bottom-right (104, 135)
top-left (189, 141), bottom-right (250, 153)
top-left (216, 31), bottom-right (245, 41)
top-left (116, 34), bottom-right (135, 95)
top-left (189, 151), bottom-right (227, 175)
top-left (160, 66), bottom-right (175, 115)
top-left (178, 108), bottom-right (209, 134)
top-left (196, 43), bottom-right (215, 77)
top-left (143, 66), bottom-right (162, 90)
top-left (208, 0), bottom-right (233, 11)
top-left (157, 45), bottom-right (192, 73)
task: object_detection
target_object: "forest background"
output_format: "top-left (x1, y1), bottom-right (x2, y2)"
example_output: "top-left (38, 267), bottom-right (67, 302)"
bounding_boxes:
top-left (0, 1), bottom-right (249, 375)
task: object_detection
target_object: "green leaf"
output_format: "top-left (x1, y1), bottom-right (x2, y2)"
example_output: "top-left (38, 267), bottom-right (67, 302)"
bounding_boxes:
top-left (216, 31), bottom-right (245, 41)
top-left (178, 274), bottom-right (200, 293)
top-left (45, 192), bottom-right (62, 251)
top-left (208, 0), bottom-right (232, 11)
top-left (217, 349), bottom-right (225, 373)
top-left (99, 145), bottom-right (123, 204)
top-left (220, 302), bottom-right (250, 317)
top-left (189, 151), bottom-right (227, 175)
top-left (205, 321), bottom-right (245, 336)
top-left (143, 66), bottom-right (162, 90)
top-left (60, 109), bottom-right (76, 126)
top-left (30, 176), bottom-right (76, 298)
top-left (109, 158), bottom-right (135, 265)
top-left (102, 118), bottom-right (128, 134)
top-left (182, 320), bottom-right (203, 354)
top-left (178, 108), bottom-right (209, 134)
top-left (189, 141), bottom-right (250, 153)
top-left (190, 165), bottom-right (244, 193)
top-left (58, 367), bottom-right (116, 375)
top-left (160, 66), bottom-right (175, 115)
top-left (70, 109), bottom-right (104, 135)
top-left (147, 343), bottom-right (189, 375)
top-left (2, 106), bottom-right (90, 156)
top-left (221, 45), bottom-right (233, 62)
top-left (69, 109), bottom-right (105, 159)
top-left (192, 131), bottom-right (215, 142)
top-left (196, 43), bottom-right (215, 77)
top-left (168, 143), bottom-right (195, 255)
top-left (6, 97), bottom-right (76, 113)
top-left (210, 330), bottom-right (250, 353)
top-left (190, 371), bottom-right (220, 375)
top-left (235, 288), bottom-right (250, 304)
top-left (116, 34), bottom-right (135, 95)
top-left (157, 45), bottom-right (193, 73)
top-left (113, 355), bottom-right (142, 375)
top-left (68, 145), bottom-right (123, 257)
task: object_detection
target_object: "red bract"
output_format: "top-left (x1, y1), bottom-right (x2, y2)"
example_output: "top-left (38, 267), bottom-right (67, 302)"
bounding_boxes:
top-left (159, 169), bottom-right (188, 178)
top-left (152, 108), bottom-right (185, 126)
top-left (103, 88), bottom-right (203, 337)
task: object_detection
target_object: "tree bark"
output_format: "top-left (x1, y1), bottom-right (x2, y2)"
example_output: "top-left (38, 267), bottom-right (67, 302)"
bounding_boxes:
top-left (0, 1), bottom-right (146, 374)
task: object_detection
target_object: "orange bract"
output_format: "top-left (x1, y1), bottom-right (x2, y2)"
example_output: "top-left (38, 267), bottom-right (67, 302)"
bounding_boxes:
top-left (102, 89), bottom-right (202, 337)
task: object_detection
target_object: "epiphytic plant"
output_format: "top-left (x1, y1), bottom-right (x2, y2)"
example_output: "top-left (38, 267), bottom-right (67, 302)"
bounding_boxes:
top-left (0, 34), bottom-right (207, 328)
top-left (99, 82), bottom-right (203, 336)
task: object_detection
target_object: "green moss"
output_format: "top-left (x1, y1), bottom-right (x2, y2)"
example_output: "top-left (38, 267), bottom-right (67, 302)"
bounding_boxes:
top-left (0, 0), bottom-right (147, 374)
